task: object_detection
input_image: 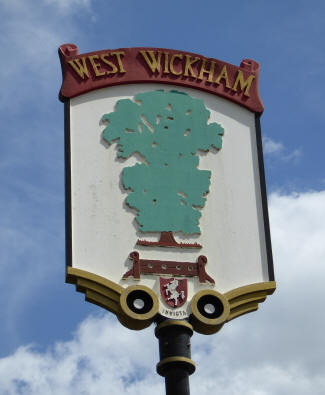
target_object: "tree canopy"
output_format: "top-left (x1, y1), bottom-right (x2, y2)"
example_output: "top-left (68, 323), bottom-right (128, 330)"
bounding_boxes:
top-left (102, 90), bottom-right (224, 234)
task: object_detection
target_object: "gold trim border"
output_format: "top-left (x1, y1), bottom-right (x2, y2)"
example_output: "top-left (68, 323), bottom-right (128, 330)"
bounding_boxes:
top-left (120, 284), bottom-right (159, 321)
top-left (67, 267), bottom-right (156, 330)
top-left (155, 319), bottom-right (193, 337)
top-left (225, 281), bottom-right (276, 322)
top-left (156, 356), bottom-right (196, 376)
top-left (191, 289), bottom-right (230, 325)
top-left (67, 267), bottom-right (122, 315)
top-left (67, 267), bottom-right (275, 333)
top-left (190, 281), bottom-right (276, 334)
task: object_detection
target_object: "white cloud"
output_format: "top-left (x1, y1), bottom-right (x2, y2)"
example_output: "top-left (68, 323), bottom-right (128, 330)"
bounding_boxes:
top-left (0, 0), bottom-right (95, 346)
top-left (45, 0), bottom-right (92, 13)
top-left (263, 136), bottom-right (301, 164)
top-left (282, 148), bottom-right (301, 162)
top-left (263, 136), bottom-right (284, 154)
top-left (0, 315), bottom-right (160, 395)
top-left (1, 190), bottom-right (325, 394)
top-left (1, 0), bottom-right (92, 14)
top-left (0, 0), bottom-right (94, 110)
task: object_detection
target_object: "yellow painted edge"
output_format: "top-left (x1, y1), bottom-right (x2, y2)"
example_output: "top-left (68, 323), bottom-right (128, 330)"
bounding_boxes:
top-left (225, 281), bottom-right (276, 322)
top-left (229, 292), bottom-right (267, 309)
top-left (77, 278), bottom-right (120, 303)
top-left (86, 289), bottom-right (153, 331)
top-left (66, 268), bottom-right (157, 331)
top-left (120, 285), bottom-right (159, 321)
top-left (227, 301), bottom-right (259, 322)
top-left (157, 356), bottom-right (196, 376)
top-left (189, 281), bottom-right (276, 334)
top-left (189, 316), bottom-right (224, 335)
top-left (85, 289), bottom-right (120, 315)
top-left (155, 320), bottom-right (193, 337)
top-left (225, 281), bottom-right (276, 301)
top-left (117, 313), bottom-right (153, 331)
top-left (191, 289), bottom-right (230, 326)
top-left (66, 267), bottom-right (123, 295)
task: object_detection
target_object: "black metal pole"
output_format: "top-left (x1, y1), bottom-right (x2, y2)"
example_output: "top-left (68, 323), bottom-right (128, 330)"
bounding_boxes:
top-left (155, 319), bottom-right (195, 395)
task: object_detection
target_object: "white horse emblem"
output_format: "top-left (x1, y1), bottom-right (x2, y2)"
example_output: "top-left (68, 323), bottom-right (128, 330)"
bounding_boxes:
top-left (164, 279), bottom-right (185, 306)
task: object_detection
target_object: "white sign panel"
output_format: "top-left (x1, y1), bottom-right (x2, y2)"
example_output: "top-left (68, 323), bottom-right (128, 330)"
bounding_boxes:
top-left (60, 46), bottom-right (275, 334)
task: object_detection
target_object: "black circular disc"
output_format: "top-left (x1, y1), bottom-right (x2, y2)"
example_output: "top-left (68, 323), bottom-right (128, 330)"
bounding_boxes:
top-left (126, 289), bottom-right (154, 314)
top-left (197, 294), bottom-right (224, 319)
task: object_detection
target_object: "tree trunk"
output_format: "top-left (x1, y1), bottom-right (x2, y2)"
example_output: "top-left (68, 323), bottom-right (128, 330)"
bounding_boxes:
top-left (158, 231), bottom-right (178, 246)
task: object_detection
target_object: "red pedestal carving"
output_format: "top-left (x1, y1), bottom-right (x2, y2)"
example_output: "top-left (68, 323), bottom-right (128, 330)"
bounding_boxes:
top-left (123, 251), bottom-right (215, 284)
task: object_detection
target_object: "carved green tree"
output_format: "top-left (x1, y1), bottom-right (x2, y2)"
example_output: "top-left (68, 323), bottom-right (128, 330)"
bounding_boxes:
top-left (102, 90), bottom-right (224, 247)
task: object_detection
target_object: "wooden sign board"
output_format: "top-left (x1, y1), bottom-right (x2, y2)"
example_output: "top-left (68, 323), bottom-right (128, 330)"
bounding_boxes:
top-left (59, 44), bottom-right (275, 334)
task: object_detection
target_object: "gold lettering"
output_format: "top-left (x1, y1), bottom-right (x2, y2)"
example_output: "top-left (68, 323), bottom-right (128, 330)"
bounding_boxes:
top-left (68, 57), bottom-right (89, 79)
top-left (184, 55), bottom-right (199, 78)
top-left (198, 59), bottom-right (216, 82)
top-left (164, 52), bottom-right (169, 74)
top-left (111, 51), bottom-right (126, 73)
top-left (232, 70), bottom-right (255, 96)
top-left (88, 55), bottom-right (105, 77)
top-left (140, 50), bottom-right (162, 73)
top-left (215, 65), bottom-right (231, 88)
top-left (170, 54), bottom-right (183, 75)
top-left (100, 54), bottom-right (118, 74)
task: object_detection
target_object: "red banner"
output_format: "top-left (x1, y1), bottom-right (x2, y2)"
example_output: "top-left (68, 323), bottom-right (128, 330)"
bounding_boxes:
top-left (59, 44), bottom-right (263, 113)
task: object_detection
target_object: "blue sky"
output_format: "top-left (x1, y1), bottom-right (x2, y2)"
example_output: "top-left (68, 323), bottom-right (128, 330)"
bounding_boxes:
top-left (0, 0), bottom-right (325, 394)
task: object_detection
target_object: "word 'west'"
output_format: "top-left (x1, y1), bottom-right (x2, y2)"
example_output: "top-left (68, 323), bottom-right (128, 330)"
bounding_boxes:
top-left (68, 51), bottom-right (126, 78)
top-left (68, 50), bottom-right (255, 97)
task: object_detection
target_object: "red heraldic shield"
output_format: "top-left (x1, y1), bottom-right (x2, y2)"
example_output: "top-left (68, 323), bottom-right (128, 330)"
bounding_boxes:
top-left (160, 278), bottom-right (188, 308)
